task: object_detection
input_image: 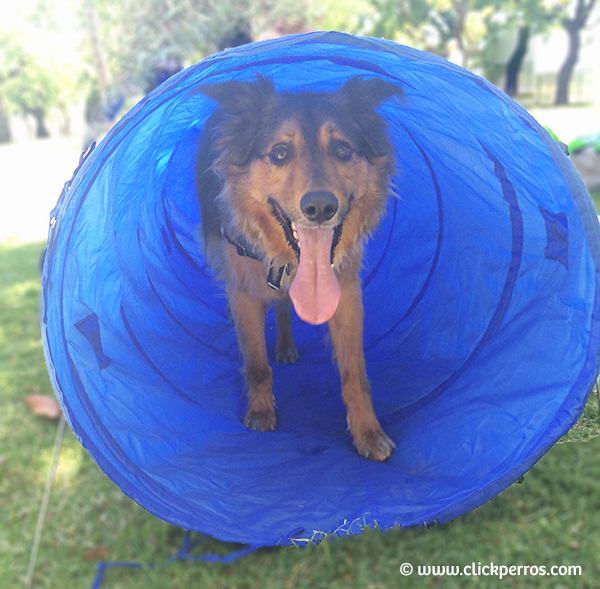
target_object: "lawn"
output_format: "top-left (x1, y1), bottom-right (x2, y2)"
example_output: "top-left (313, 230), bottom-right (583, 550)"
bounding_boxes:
top-left (1, 240), bottom-right (599, 589)
top-left (589, 190), bottom-right (600, 213)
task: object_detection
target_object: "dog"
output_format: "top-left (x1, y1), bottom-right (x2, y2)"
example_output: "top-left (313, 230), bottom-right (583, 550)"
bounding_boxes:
top-left (195, 74), bottom-right (403, 461)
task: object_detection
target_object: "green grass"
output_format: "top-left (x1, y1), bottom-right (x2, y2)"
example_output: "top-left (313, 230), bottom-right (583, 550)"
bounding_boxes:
top-left (1, 241), bottom-right (600, 589)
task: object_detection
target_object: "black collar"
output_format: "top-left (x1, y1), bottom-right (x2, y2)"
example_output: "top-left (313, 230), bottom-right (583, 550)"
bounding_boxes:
top-left (220, 225), bottom-right (262, 262)
top-left (220, 226), bottom-right (290, 291)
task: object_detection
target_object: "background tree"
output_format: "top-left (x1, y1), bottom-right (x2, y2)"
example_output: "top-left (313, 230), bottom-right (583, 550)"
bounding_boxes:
top-left (504, 25), bottom-right (530, 97)
top-left (0, 106), bottom-right (10, 143)
top-left (0, 0), bottom-right (84, 141)
top-left (484, 0), bottom-right (570, 97)
top-left (315, 0), bottom-right (376, 32)
top-left (0, 31), bottom-right (70, 139)
top-left (490, 0), bottom-right (597, 103)
top-left (554, 0), bottom-right (597, 104)
top-left (0, 38), bottom-right (24, 143)
top-left (0, 0), bottom-right (321, 143)
top-left (80, 0), bottom-right (315, 97)
top-left (368, 0), bottom-right (496, 68)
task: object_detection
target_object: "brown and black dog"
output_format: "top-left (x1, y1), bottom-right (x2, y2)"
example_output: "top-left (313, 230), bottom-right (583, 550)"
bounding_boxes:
top-left (195, 75), bottom-right (402, 461)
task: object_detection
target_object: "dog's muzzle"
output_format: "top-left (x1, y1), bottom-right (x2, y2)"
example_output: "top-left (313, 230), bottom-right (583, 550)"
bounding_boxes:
top-left (268, 197), bottom-right (344, 266)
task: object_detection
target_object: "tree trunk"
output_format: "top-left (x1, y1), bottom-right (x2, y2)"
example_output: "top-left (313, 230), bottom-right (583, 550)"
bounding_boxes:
top-left (27, 107), bottom-right (50, 138)
top-left (555, 0), bottom-right (596, 106)
top-left (450, 0), bottom-right (468, 68)
top-left (86, 7), bottom-right (111, 95)
top-left (555, 22), bottom-right (580, 105)
top-left (504, 26), bottom-right (529, 98)
top-left (0, 103), bottom-right (11, 143)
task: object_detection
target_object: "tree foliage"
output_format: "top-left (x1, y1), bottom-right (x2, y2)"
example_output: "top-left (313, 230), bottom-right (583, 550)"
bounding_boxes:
top-left (0, 0), bottom-right (318, 140)
top-left (1, 0), bottom-right (597, 142)
top-left (483, 0), bottom-right (572, 95)
top-left (369, 0), bottom-right (498, 67)
top-left (0, 0), bottom-right (85, 140)
top-left (0, 30), bottom-right (73, 138)
top-left (369, 0), bottom-right (598, 103)
top-left (82, 0), bottom-right (315, 94)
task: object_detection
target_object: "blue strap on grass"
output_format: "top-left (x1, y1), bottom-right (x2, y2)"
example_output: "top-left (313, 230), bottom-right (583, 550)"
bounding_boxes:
top-left (89, 532), bottom-right (257, 589)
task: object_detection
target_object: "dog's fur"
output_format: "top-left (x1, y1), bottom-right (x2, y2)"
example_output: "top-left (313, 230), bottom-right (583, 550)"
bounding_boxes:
top-left (195, 75), bottom-right (402, 461)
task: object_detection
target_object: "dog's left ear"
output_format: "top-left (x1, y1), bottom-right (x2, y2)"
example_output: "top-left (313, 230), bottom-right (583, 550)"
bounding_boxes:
top-left (338, 76), bottom-right (404, 112)
top-left (336, 77), bottom-right (404, 160)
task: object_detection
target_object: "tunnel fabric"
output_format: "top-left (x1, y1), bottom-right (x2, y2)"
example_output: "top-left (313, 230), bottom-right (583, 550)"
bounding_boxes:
top-left (41, 31), bottom-right (600, 546)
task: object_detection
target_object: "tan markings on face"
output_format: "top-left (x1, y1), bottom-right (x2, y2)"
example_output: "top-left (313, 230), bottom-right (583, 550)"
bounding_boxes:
top-left (316, 123), bottom-right (372, 208)
top-left (222, 114), bottom-right (392, 269)
top-left (240, 120), bottom-right (304, 210)
top-left (239, 118), bottom-right (381, 226)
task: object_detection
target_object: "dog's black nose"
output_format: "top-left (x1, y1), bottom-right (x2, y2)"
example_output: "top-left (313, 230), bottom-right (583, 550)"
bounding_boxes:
top-left (300, 191), bottom-right (339, 224)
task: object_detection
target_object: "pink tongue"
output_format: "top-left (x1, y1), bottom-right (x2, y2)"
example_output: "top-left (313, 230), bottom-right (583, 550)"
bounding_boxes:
top-left (289, 226), bottom-right (341, 325)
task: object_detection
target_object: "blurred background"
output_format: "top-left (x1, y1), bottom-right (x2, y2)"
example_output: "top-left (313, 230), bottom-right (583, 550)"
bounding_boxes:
top-left (0, 0), bottom-right (599, 244)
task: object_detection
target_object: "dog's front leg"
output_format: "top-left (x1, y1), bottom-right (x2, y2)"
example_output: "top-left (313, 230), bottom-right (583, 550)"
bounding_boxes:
top-left (328, 279), bottom-right (395, 461)
top-left (274, 297), bottom-right (299, 364)
top-left (228, 288), bottom-right (277, 431)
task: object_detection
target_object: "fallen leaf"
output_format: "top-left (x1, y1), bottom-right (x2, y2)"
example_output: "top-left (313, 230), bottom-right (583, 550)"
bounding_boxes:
top-left (83, 546), bottom-right (110, 561)
top-left (24, 395), bottom-right (62, 420)
top-left (0, 456), bottom-right (6, 468)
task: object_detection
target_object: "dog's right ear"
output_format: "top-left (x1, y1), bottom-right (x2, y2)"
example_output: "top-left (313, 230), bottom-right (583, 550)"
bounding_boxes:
top-left (200, 75), bottom-right (275, 116)
top-left (198, 75), bottom-right (275, 167)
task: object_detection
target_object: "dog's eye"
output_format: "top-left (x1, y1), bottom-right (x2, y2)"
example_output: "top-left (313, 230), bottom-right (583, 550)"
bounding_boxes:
top-left (334, 143), bottom-right (353, 161)
top-left (269, 144), bottom-right (290, 165)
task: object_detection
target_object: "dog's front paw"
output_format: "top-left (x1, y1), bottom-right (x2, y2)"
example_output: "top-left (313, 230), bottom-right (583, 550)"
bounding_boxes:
top-left (353, 427), bottom-right (396, 462)
top-left (275, 342), bottom-right (299, 364)
top-left (244, 409), bottom-right (277, 432)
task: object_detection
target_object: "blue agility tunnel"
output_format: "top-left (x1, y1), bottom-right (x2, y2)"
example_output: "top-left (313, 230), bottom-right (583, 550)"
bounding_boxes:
top-left (41, 32), bottom-right (600, 546)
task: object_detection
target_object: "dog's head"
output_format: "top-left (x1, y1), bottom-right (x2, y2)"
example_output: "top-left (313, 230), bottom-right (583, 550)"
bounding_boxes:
top-left (202, 75), bottom-right (401, 214)
top-left (200, 75), bottom-right (403, 323)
